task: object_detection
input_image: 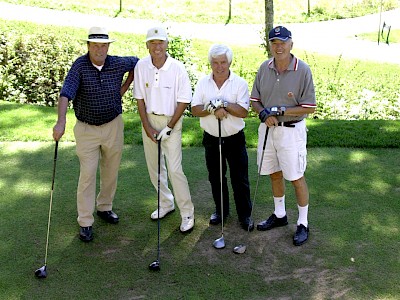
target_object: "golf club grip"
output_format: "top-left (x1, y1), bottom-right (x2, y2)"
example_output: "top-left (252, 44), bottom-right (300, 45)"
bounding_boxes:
top-left (51, 141), bottom-right (59, 191)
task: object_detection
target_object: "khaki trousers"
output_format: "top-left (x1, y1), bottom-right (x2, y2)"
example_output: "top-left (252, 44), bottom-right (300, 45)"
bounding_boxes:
top-left (74, 115), bottom-right (124, 227)
top-left (142, 114), bottom-right (194, 218)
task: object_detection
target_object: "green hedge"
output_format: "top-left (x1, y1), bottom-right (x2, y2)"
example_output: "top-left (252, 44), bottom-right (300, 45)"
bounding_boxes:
top-left (1, 20), bottom-right (400, 121)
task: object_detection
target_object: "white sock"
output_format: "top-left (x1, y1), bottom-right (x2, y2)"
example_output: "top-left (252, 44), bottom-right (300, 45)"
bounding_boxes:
top-left (297, 204), bottom-right (309, 227)
top-left (273, 196), bottom-right (286, 218)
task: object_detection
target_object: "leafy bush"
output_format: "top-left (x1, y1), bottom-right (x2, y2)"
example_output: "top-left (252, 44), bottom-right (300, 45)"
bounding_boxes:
top-left (303, 53), bottom-right (400, 120)
top-left (0, 32), bottom-right (84, 106)
top-left (1, 20), bottom-right (400, 121)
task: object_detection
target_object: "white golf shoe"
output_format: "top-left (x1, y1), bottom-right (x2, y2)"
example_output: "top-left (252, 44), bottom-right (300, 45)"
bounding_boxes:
top-left (150, 206), bottom-right (175, 220)
top-left (180, 215), bottom-right (195, 233)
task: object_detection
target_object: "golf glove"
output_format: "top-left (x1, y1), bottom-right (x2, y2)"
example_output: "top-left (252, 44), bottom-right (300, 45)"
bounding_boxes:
top-left (157, 126), bottom-right (172, 141)
top-left (259, 107), bottom-right (278, 122)
top-left (204, 99), bottom-right (224, 115)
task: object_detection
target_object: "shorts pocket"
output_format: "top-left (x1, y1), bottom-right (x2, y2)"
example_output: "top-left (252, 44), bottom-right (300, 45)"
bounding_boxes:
top-left (298, 150), bottom-right (307, 173)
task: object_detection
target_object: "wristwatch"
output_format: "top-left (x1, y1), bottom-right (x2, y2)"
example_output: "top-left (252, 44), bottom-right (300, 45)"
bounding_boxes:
top-left (279, 106), bottom-right (286, 116)
top-left (222, 101), bottom-right (229, 108)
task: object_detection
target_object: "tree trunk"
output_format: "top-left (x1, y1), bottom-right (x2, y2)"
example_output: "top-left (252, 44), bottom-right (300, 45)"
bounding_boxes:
top-left (263, 0), bottom-right (274, 58)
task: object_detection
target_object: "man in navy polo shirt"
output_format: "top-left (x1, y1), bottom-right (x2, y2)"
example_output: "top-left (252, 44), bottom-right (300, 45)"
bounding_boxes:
top-left (53, 26), bottom-right (139, 242)
top-left (251, 26), bottom-right (316, 246)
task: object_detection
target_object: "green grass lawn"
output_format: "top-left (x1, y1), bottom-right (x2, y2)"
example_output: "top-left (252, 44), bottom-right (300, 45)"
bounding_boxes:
top-left (1, 142), bottom-right (399, 299)
top-left (0, 101), bottom-right (400, 299)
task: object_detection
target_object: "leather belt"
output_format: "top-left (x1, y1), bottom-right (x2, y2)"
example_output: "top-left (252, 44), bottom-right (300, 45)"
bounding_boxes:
top-left (277, 120), bottom-right (302, 128)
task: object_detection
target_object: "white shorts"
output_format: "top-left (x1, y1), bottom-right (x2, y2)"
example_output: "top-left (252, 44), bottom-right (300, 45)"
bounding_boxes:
top-left (257, 121), bottom-right (307, 181)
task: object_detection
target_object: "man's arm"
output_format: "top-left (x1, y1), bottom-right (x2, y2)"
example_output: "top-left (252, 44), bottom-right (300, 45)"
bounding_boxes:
top-left (167, 102), bottom-right (188, 129)
top-left (137, 99), bottom-right (158, 142)
top-left (53, 96), bottom-right (69, 141)
top-left (120, 70), bottom-right (134, 96)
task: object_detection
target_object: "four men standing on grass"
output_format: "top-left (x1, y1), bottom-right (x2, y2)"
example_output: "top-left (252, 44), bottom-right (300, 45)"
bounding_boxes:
top-left (52, 24), bottom-right (315, 247)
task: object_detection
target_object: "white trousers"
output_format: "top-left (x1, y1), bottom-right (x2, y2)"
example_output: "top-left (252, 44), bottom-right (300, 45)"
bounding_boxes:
top-left (142, 114), bottom-right (194, 218)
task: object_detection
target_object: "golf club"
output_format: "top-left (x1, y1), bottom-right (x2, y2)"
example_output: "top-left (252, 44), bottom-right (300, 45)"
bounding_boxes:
top-left (149, 139), bottom-right (162, 271)
top-left (233, 126), bottom-right (269, 254)
top-left (34, 141), bottom-right (59, 278)
top-left (213, 119), bottom-right (225, 249)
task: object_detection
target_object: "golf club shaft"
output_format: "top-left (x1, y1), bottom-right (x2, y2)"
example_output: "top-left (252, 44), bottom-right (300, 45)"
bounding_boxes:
top-left (43, 141), bottom-right (58, 266)
top-left (218, 119), bottom-right (224, 235)
top-left (250, 126), bottom-right (269, 221)
top-left (157, 139), bottom-right (161, 261)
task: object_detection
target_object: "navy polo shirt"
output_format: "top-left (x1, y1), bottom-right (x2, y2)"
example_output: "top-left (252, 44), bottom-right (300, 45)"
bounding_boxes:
top-left (61, 53), bottom-right (139, 125)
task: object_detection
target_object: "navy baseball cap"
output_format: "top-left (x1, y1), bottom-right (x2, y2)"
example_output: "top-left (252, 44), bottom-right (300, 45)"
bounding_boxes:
top-left (268, 26), bottom-right (292, 41)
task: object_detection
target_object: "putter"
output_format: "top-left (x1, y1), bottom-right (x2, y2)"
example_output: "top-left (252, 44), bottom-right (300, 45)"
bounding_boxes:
top-left (35, 141), bottom-right (59, 278)
top-left (213, 119), bottom-right (225, 249)
top-left (149, 139), bottom-right (162, 271)
top-left (233, 126), bottom-right (269, 254)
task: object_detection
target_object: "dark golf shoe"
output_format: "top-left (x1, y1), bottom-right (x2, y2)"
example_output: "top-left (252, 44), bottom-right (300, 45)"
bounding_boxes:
top-left (97, 210), bottom-right (119, 224)
top-left (79, 226), bottom-right (93, 242)
top-left (293, 224), bottom-right (309, 246)
top-left (240, 217), bottom-right (254, 231)
top-left (256, 214), bottom-right (288, 231)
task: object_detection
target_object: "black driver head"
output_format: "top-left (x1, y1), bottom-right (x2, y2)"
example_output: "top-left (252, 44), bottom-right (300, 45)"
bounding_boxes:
top-left (148, 260), bottom-right (160, 271)
top-left (34, 266), bottom-right (47, 278)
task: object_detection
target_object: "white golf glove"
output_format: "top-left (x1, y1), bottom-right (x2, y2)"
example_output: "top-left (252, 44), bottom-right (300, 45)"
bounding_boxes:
top-left (157, 126), bottom-right (172, 141)
top-left (204, 99), bottom-right (224, 115)
top-left (212, 98), bottom-right (224, 109)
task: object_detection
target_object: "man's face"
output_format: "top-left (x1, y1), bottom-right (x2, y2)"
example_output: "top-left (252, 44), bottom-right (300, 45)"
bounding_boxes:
top-left (88, 42), bottom-right (110, 66)
top-left (210, 54), bottom-right (231, 80)
top-left (146, 40), bottom-right (168, 59)
top-left (270, 39), bottom-right (293, 61)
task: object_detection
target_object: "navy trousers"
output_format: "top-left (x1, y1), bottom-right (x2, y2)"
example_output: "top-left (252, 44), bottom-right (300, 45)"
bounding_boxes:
top-left (202, 130), bottom-right (252, 221)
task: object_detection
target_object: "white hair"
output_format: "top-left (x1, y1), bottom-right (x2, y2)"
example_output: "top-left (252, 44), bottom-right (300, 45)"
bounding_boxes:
top-left (208, 44), bottom-right (233, 64)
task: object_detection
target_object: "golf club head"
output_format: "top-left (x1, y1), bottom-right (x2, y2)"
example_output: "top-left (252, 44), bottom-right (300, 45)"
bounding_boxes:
top-left (34, 266), bottom-right (47, 278)
top-left (213, 236), bottom-right (225, 249)
top-left (233, 244), bottom-right (247, 254)
top-left (148, 260), bottom-right (160, 271)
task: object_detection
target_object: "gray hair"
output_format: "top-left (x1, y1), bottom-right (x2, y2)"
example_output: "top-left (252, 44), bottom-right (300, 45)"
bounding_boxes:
top-left (208, 44), bottom-right (233, 64)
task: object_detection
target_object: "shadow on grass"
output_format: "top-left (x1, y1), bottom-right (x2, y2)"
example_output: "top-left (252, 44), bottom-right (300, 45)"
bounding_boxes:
top-left (0, 142), bottom-right (399, 299)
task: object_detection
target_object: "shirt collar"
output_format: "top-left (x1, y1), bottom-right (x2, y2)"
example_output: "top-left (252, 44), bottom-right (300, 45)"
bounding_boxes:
top-left (147, 53), bottom-right (172, 70)
top-left (268, 54), bottom-right (298, 71)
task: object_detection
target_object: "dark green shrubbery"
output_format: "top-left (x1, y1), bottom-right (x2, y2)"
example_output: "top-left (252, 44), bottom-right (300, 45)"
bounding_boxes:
top-left (1, 24), bottom-right (399, 121)
top-left (0, 32), bottom-right (84, 106)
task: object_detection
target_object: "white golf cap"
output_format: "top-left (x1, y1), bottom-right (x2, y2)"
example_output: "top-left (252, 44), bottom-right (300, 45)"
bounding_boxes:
top-left (146, 26), bottom-right (168, 42)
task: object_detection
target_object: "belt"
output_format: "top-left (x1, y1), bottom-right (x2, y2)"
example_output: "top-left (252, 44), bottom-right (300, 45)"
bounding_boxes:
top-left (276, 120), bottom-right (302, 128)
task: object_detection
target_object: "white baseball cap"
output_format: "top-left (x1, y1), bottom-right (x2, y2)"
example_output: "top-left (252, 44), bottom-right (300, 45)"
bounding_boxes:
top-left (146, 26), bottom-right (168, 42)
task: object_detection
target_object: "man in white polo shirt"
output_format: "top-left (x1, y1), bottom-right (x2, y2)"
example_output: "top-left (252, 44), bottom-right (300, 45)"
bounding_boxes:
top-left (133, 26), bottom-right (195, 233)
top-left (192, 44), bottom-right (253, 231)
top-left (250, 26), bottom-right (316, 246)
